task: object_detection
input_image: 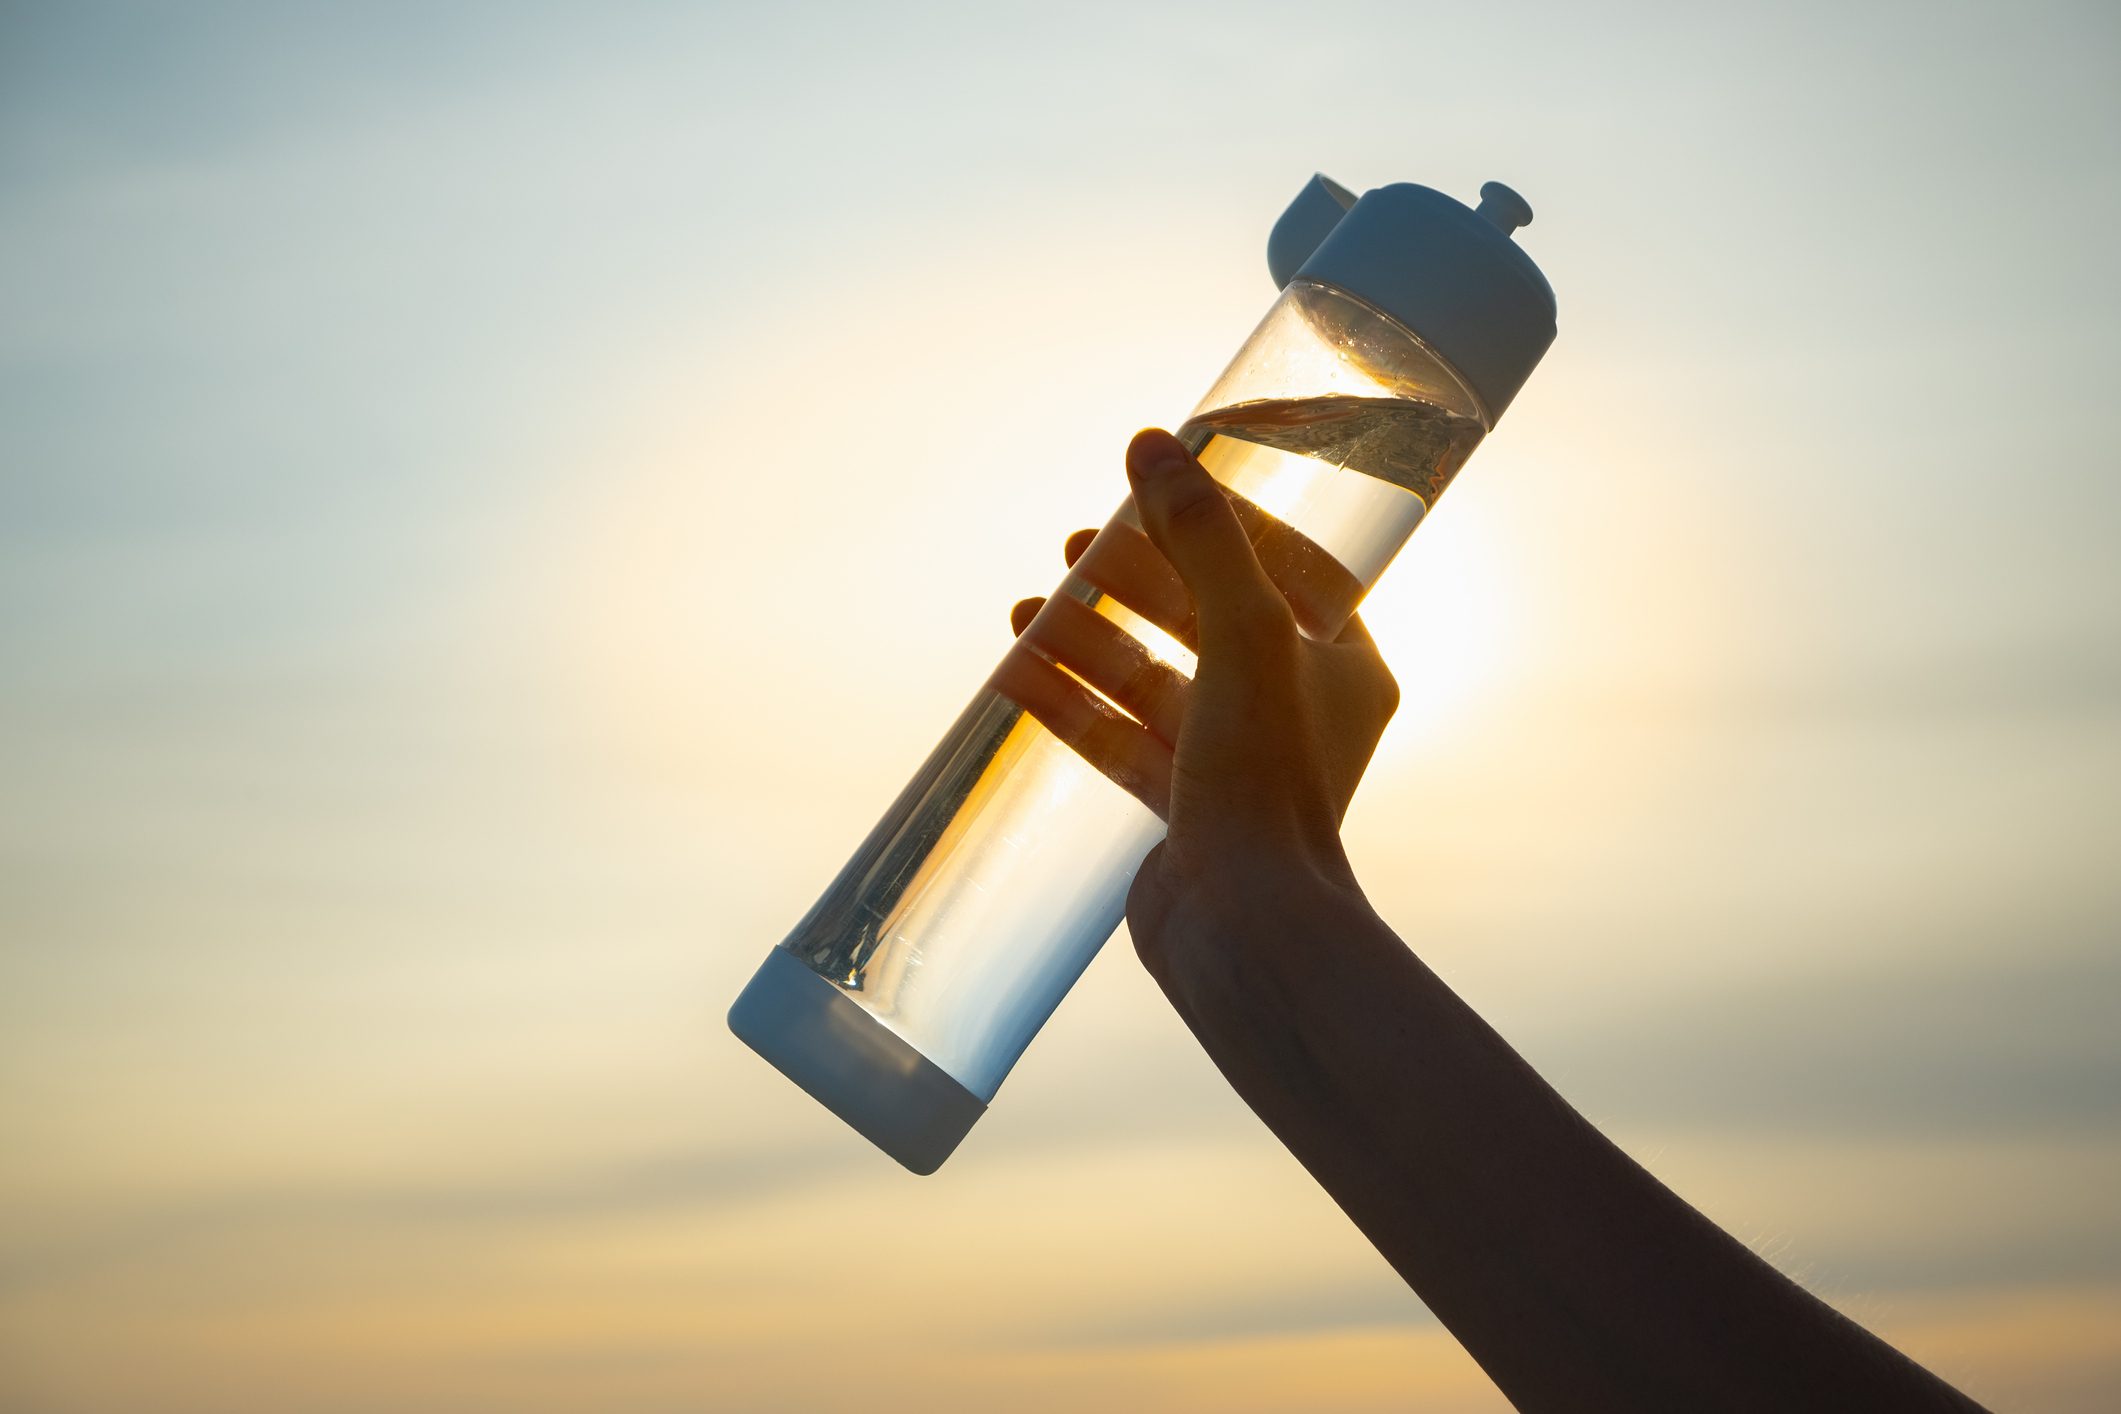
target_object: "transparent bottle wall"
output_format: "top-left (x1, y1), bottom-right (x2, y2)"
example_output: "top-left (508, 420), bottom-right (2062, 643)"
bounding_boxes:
top-left (779, 280), bottom-right (1488, 1100)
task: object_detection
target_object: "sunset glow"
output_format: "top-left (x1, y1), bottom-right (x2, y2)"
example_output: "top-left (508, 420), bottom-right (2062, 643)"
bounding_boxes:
top-left (3, 4), bottom-right (2117, 1412)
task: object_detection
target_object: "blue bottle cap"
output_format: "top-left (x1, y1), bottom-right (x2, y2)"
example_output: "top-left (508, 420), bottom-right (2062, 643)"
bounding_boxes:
top-left (1268, 174), bottom-right (1558, 424)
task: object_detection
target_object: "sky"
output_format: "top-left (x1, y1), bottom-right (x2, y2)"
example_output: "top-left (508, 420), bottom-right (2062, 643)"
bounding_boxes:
top-left (2, 1), bottom-right (2119, 1409)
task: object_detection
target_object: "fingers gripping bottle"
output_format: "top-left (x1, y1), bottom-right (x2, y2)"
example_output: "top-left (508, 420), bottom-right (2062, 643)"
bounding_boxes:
top-left (730, 175), bottom-right (1558, 1172)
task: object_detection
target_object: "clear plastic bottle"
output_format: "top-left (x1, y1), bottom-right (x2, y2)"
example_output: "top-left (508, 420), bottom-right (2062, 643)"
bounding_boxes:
top-left (731, 176), bottom-right (1558, 1172)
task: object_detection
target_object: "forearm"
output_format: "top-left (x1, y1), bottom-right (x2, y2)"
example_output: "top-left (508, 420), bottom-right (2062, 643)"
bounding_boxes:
top-left (1141, 870), bottom-right (1985, 1413)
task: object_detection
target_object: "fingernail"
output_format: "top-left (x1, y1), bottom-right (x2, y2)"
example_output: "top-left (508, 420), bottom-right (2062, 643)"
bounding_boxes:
top-left (1142, 441), bottom-right (1190, 477)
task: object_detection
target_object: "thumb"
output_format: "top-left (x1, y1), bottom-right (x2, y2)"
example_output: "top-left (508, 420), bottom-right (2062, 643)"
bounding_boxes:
top-left (1125, 429), bottom-right (1285, 649)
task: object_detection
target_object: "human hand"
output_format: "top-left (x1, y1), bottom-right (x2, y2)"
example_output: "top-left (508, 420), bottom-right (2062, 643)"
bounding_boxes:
top-left (991, 428), bottom-right (1400, 967)
top-left (996, 438), bottom-right (1992, 1414)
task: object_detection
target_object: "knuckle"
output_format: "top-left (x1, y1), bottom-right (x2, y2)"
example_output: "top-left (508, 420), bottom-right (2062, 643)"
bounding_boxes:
top-left (1161, 484), bottom-right (1226, 536)
top-left (1371, 661), bottom-right (1401, 717)
top-left (1231, 596), bottom-right (1298, 650)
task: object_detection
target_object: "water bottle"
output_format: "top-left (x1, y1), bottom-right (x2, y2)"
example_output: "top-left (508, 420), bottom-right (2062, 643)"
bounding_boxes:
top-left (730, 174), bottom-right (1558, 1172)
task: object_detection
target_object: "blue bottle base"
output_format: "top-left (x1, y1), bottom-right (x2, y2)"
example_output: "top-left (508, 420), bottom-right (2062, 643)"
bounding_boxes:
top-left (728, 948), bottom-right (986, 1175)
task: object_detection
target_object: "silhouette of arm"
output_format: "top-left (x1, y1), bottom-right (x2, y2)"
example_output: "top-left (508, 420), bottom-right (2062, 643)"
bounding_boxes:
top-left (997, 428), bottom-right (1987, 1413)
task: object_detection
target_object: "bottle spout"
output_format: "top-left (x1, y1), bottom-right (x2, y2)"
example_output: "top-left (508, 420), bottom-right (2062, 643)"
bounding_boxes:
top-left (1267, 173), bottom-right (1358, 288)
top-left (1474, 181), bottom-right (1534, 236)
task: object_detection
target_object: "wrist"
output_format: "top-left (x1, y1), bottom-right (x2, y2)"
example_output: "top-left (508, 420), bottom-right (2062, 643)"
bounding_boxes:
top-left (1135, 846), bottom-right (1382, 981)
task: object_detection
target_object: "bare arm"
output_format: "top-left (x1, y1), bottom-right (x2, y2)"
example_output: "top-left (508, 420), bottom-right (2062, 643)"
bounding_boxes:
top-left (1146, 869), bottom-right (1981, 1412)
top-left (998, 429), bottom-right (1986, 1413)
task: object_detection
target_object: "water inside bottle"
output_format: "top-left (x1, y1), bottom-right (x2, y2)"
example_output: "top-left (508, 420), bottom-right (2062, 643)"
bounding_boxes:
top-left (1183, 394), bottom-right (1483, 614)
top-left (778, 393), bottom-right (1484, 1099)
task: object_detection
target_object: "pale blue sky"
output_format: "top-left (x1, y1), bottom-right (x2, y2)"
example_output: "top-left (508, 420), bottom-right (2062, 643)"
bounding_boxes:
top-left (3, 3), bottom-right (2119, 1410)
